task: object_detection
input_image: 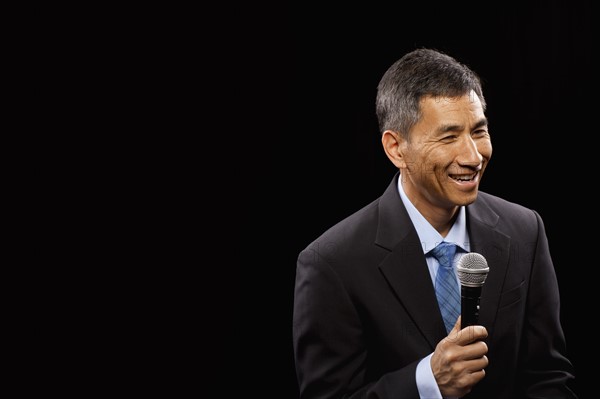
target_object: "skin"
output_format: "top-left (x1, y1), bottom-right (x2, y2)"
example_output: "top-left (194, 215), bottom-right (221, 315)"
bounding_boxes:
top-left (382, 91), bottom-right (492, 236)
top-left (432, 317), bottom-right (489, 397)
top-left (382, 92), bottom-right (492, 396)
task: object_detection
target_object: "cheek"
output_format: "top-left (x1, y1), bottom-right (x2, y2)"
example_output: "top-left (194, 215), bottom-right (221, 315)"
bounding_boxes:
top-left (478, 141), bottom-right (493, 159)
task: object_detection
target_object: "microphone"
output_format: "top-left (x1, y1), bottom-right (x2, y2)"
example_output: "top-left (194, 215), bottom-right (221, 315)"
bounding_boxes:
top-left (456, 252), bottom-right (489, 328)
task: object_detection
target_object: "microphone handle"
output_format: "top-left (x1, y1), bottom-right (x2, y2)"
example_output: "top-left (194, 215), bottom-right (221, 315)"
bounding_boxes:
top-left (461, 285), bottom-right (482, 328)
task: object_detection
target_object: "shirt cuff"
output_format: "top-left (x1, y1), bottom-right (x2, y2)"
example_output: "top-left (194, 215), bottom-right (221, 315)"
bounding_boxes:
top-left (416, 353), bottom-right (443, 399)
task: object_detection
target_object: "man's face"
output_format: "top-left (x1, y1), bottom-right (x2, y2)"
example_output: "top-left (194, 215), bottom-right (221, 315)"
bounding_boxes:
top-left (399, 91), bottom-right (492, 214)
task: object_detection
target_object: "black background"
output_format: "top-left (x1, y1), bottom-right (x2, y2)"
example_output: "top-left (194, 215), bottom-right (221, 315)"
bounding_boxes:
top-left (238, 2), bottom-right (592, 396)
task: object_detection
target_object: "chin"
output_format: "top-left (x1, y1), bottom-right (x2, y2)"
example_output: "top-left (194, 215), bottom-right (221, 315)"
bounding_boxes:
top-left (452, 191), bottom-right (479, 207)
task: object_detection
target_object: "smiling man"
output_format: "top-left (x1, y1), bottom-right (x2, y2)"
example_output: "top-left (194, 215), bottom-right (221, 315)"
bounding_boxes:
top-left (292, 48), bottom-right (577, 399)
top-left (383, 91), bottom-right (491, 237)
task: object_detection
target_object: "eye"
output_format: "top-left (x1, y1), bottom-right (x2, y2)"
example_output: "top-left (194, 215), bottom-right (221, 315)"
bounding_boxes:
top-left (472, 129), bottom-right (488, 138)
top-left (441, 135), bottom-right (457, 142)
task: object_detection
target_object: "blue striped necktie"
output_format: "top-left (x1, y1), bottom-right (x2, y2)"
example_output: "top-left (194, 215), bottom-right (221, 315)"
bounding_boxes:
top-left (431, 242), bottom-right (460, 334)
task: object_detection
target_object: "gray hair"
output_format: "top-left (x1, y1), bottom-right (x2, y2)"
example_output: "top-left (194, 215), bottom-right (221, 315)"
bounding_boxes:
top-left (376, 48), bottom-right (486, 138)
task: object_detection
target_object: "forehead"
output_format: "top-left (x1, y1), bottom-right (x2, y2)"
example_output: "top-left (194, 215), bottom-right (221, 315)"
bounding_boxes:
top-left (420, 91), bottom-right (485, 118)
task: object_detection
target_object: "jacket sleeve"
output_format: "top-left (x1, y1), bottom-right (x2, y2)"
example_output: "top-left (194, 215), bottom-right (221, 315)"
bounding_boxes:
top-left (293, 246), bottom-right (421, 399)
top-left (516, 210), bottom-right (577, 398)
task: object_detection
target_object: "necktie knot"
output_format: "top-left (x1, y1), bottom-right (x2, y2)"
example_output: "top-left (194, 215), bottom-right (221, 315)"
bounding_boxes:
top-left (431, 241), bottom-right (457, 269)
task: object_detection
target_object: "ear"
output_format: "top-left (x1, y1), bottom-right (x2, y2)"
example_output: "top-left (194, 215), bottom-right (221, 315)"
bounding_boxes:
top-left (381, 130), bottom-right (407, 169)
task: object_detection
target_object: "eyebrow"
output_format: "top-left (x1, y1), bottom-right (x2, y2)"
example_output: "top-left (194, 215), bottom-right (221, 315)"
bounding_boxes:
top-left (438, 118), bottom-right (488, 133)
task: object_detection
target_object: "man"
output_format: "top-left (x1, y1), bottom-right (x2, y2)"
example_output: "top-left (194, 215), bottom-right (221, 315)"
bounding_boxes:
top-left (292, 48), bottom-right (576, 398)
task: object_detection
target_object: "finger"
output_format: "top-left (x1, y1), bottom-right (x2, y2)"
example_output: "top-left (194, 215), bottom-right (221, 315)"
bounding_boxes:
top-left (446, 316), bottom-right (462, 342)
top-left (453, 315), bottom-right (462, 331)
top-left (460, 340), bottom-right (488, 360)
top-left (448, 339), bottom-right (488, 362)
top-left (449, 324), bottom-right (488, 345)
top-left (463, 355), bottom-right (489, 372)
top-left (465, 325), bottom-right (488, 342)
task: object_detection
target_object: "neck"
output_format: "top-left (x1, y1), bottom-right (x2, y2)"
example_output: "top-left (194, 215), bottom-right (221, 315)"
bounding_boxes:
top-left (419, 205), bottom-right (459, 238)
top-left (399, 173), bottom-right (461, 238)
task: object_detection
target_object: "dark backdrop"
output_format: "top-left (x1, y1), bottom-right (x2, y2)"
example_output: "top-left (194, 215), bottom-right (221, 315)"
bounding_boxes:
top-left (239, 2), bottom-right (591, 397)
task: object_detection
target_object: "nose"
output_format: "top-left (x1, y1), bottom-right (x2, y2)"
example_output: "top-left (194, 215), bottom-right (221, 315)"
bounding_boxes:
top-left (457, 136), bottom-right (483, 168)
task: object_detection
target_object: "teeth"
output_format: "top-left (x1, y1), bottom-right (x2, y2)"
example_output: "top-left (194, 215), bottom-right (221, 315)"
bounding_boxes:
top-left (451, 174), bottom-right (475, 181)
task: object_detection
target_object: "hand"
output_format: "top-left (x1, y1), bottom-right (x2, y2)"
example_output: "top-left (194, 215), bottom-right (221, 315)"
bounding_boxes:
top-left (430, 316), bottom-right (489, 398)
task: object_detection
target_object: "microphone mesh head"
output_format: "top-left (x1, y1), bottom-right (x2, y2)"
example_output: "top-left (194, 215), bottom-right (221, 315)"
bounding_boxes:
top-left (457, 252), bottom-right (489, 287)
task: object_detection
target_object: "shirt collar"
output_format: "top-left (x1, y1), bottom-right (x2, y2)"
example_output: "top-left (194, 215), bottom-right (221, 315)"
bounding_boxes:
top-left (397, 174), bottom-right (470, 254)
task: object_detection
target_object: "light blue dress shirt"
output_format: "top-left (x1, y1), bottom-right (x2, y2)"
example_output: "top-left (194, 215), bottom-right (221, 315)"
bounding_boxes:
top-left (396, 175), bottom-right (470, 399)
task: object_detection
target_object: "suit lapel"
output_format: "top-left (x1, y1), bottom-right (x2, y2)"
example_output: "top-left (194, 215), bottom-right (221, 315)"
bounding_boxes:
top-left (379, 238), bottom-right (447, 350)
top-left (375, 173), bottom-right (447, 349)
top-left (374, 173), bottom-right (512, 348)
top-left (466, 200), bottom-right (511, 339)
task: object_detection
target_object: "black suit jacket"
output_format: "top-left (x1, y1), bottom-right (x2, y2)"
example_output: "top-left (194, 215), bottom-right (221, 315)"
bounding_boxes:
top-left (293, 173), bottom-right (576, 398)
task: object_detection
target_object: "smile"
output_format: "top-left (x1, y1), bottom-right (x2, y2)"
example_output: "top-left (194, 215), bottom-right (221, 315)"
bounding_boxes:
top-left (450, 172), bottom-right (478, 182)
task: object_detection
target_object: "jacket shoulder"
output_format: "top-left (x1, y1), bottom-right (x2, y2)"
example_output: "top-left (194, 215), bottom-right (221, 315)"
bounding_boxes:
top-left (299, 197), bottom-right (381, 261)
top-left (475, 191), bottom-right (543, 229)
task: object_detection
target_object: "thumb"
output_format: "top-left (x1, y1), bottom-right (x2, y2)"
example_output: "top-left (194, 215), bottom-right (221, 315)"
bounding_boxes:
top-left (447, 316), bottom-right (462, 341)
top-left (452, 315), bottom-right (462, 332)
